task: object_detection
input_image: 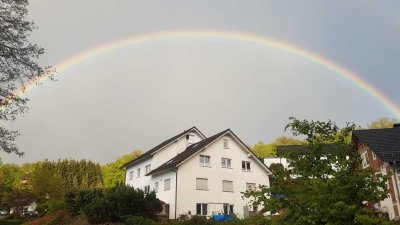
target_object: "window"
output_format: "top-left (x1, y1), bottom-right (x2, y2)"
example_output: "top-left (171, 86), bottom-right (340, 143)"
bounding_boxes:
top-left (187, 133), bottom-right (196, 144)
top-left (200, 155), bottom-right (210, 167)
top-left (222, 180), bottom-right (233, 192)
top-left (144, 185), bottom-right (150, 194)
top-left (155, 182), bottom-right (159, 193)
top-left (221, 158), bottom-right (232, 168)
top-left (137, 168), bottom-right (141, 177)
top-left (196, 178), bottom-right (208, 190)
top-left (223, 139), bottom-right (229, 149)
top-left (223, 204), bottom-right (234, 215)
top-left (196, 203), bottom-right (208, 215)
top-left (164, 179), bottom-right (171, 191)
top-left (145, 164), bottom-right (151, 175)
top-left (242, 161), bottom-right (251, 172)
top-left (372, 152), bottom-right (377, 160)
top-left (361, 152), bottom-right (369, 168)
top-left (129, 171), bottom-right (133, 180)
top-left (162, 204), bottom-right (170, 216)
top-left (246, 183), bottom-right (256, 191)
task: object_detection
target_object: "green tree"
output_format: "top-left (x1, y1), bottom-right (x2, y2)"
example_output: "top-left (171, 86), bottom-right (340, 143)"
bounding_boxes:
top-left (251, 137), bottom-right (303, 158)
top-left (367, 117), bottom-right (398, 129)
top-left (244, 117), bottom-right (391, 225)
top-left (0, 0), bottom-right (55, 156)
top-left (30, 163), bottom-right (65, 201)
top-left (102, 150), bottom-right (142, 188)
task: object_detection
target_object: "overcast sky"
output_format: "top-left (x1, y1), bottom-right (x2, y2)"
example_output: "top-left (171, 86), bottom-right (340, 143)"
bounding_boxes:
top-left (2, 0), bottom-right (400, 164)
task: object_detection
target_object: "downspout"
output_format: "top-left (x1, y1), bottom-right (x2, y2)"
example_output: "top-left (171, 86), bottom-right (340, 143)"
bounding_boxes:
top-left (172, 169), bottom-right (178, 219)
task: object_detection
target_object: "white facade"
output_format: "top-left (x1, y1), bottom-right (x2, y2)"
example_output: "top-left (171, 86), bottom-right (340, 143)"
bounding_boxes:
top-left (125, 128), bottom-right (271, 219)
top-left (264, 157), bottom-right (290, 169)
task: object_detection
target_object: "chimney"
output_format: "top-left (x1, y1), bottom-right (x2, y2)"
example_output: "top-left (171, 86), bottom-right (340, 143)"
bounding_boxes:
top-left (393, 123), bottom-right (400, 128)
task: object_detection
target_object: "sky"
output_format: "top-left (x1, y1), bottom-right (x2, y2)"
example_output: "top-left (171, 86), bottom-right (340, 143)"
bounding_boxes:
top-left (2, 0), bottom-right (400, 164)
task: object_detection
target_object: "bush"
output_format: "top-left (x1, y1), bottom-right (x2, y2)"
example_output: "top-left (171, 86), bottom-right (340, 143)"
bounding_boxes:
top-left (65, 184), bottom-right (162, 224)
top-left (123, 215), bottom-right (155, 225)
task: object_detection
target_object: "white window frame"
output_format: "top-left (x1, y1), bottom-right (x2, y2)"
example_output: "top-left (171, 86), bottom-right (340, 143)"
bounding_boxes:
top-left (196, 203), bottom-right (208, 215)
top-left (155, 182), bottom-right (159, 193)
top-left (137, 168), bottom-right (141, 177)
top-left (372, 152), bottom-right (377, 160)
top-left (242, 161), bottom-right (251, 172)
top-left (221, 158), bottom-right (232, 168)
top-left (145, 164), bottom-right (151, 175)
top-left (223, 139), bottom-right (229, 149)
top-left (164, 179), bottom-right (171, 191)
top-left (144, 185), bottom-right (150, 194)
top-left (246, 182), bottom-right (256, 191)
top-left (199, 155), bottom-right (210, 167)
top-left (361, 152), bottom-right (369, 168)
top-left (129, 171), bottom-right (133, 180)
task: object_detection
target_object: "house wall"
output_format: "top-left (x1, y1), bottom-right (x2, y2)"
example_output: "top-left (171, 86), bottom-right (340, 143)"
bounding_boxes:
top-left (125, 158), bottom-right (152, 189)
top-left (357, 143), bottom-right (400, 220)
top-left (124, 130), bottom-right (204, 219)
top-left (264, 157), bottom-right (290, 169)
top-left (176, 133), bottom-right (270, 219)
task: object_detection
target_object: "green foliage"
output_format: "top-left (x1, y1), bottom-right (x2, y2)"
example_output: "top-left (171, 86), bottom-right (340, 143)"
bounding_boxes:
top-left (65, 184), bottom-right (161, 224)
top-left (123, 215), bottom-right (155, 225)
top-left (251, 137), bottom-right (303, 158)
top-left (0, 164), bottom-right (23, 203)
top-left (367, 117), bottom-right (398, 129)
top-left (244, 117), bottom-right (391, 225)
top-left (102, 150), bottom-right (143, 188)
top-left (34, 159), bottom-right (103, 192)
top-left (0, 0), bottom-right (55, 156)
top-left (30, 164), bottom-right (65, 201)
top-left (1, 187), bottom-right (35, 217)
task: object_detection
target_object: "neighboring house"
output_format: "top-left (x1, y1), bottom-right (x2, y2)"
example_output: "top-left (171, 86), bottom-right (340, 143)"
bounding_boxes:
top-left (352, 124), bottom-right (400, 220)
top-left (264, 144), bottom-right (349, 171)
top-left (123, 127), bottom-right (272, 219)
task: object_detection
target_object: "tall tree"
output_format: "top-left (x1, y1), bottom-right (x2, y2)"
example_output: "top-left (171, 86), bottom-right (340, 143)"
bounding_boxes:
top-left (0, 0), bottom-right (54, 155)
top-left (251, 137), bottom-right (303, 158)
top-left (244, 117), bottom-right (391, 225)
top-left (102, 150), bottom-right (142, 188)
top-left (367, 117), bottom-right (398, 129)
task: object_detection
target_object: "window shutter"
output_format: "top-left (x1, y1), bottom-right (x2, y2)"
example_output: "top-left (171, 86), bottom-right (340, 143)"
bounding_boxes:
top-left (222, 180), bottom-right (233, 192)
top-left (196, 178), bottom-right (208, 190)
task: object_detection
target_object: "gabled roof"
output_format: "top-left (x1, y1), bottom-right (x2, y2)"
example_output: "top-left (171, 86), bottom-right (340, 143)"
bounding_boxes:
top-left (353, 127), bottom-right (400, 162)
top-left (123, 127), bottom-right (206, 169)
top-left (147, 129), bottom-right (272, 176)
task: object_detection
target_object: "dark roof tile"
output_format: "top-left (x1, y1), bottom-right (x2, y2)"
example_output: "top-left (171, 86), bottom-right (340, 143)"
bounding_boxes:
top-left (353, 127), bottom-right (400, 162)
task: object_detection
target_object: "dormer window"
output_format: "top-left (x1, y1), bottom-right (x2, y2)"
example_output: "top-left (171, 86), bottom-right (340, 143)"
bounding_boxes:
top-left (187, 133), bottom-right (196, 144)
top-left (223, 139), bottom-right (229, 149)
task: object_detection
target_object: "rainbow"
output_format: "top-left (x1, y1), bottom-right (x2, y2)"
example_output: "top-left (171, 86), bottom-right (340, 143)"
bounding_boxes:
top-left (3, 29), bottom-right (400, 117)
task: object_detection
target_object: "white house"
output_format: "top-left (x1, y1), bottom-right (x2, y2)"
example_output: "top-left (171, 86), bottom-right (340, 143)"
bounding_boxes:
top-left (123, 127), bottom-right (272, 219)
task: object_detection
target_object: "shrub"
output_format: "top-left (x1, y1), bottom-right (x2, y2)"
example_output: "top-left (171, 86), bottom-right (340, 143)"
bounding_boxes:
top-left (65, 184), bottom-right (162, 224)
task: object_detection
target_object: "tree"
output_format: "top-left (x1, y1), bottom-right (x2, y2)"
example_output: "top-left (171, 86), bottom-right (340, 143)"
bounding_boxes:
top-left (102, 150), bottom-right (142, 188)
top-left (0, 0), bottom-right (54, 155)
top-left (251, 137), bottom-right (303, 158)
top-left (367, 117), bottom-right (398, 129)
top-left (244, 117), bottom-right (391, 225)
top-left (30, 163), bottom-right (65, 201)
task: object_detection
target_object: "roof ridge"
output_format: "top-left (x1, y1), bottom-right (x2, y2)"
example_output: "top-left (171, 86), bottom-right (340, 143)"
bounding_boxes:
top-left (123, 126), bottom-right (204, 168)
